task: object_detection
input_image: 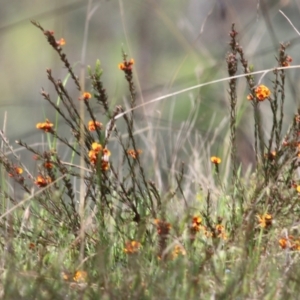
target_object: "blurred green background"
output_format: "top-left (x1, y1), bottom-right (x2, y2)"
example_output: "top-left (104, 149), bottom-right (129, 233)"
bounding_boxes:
top-left (1, 0), bottom-right (299, 169)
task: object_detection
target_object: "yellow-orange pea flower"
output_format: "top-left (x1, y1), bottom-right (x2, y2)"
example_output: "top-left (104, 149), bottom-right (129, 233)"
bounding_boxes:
top-left (255, 85), bottom-right (271, 101)
top-left (127, 149), bottom-right (142, 159)
top-left (118, 58), bottom-right (134, 71)
top-left (191, 216), bottom-right (202, 233)
top-left (91, 142), bottom-right (102, 153)
top-left (73, 270), bottom-right (87, 283)
top-left (215, 224), bottom-right (227, 240)
top-left (257, 213), bottom-right (272, 228)
top-left (124, 240), bottom-right (141, 254)
top-left (80, 92), bottom-right (92, 100)
top-left (211, 156), bottom-right (221, 164)
top-left (171, 245), bottom-right (186, 259)
top-left (101, 160), bottom-right (110, 171)
top-left (56, 38), bottom-right (65, 46)
top-left (36, 119), bottom-right (54, 133)
top-left (8, 167), bottom-right (23, 177)
top-left (89, 143), bottom-right (102, 165)
top-left (279, 236), bottom-right (294, 249)
top-left (35, 175), bottom-right (52, 187)
top-left (88, 120), bottom-right (102, 131)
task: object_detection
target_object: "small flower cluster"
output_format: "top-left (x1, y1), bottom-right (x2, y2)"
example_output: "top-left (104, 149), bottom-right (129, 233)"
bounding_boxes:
top-left (43, 30), bottom-right (65, 48)
top-left (211, 156), bottom-right (221, 173)
top-left (214, 224), bottom-right (227, 240)
top-left (7, 165), bottom-right (24, 184)
top-left (56, 38), bottom-right (66, 47)
top-left (171, 244), bottom-right (186, 259)
top-left (124, 240), bottom-right (141, 254)
top-left (79, 92), bottom-right (92, 101)
top-left (255, 85), bottom-right (271, 101)
top-left (35, 175), bottom-right (52, 187)
top-left (118, 58), bottom-right (134, 73)
top-left (190, 216), bottom-right (227, 241)
top-left (247, 84), bottom-right (271, 102)
top-left (88, 142), bottom-right (110, 170)
top-left (257, 213), bottom-right (272, 229)
top-left (210, 156), bottom-right (221, 164)
top-left (88, 120), bottom-right (102, 132)
top-left (62, 270), bottom-right (87, 282)
top-left (190, 216), bottom-right (203, 233)
top-left (36, 119), bottom-right (54, 133)
top-left (8, 166), bottom-right (23, 178)
top-left (279, 235), bottom-right (300, 251)
top-left (127, 149), bottom-right (142, 159)
top-left (73, 270), bottom-right (87, 283)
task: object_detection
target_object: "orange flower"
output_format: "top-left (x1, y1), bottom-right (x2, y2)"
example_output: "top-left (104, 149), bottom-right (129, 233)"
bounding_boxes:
top-left (73, 270), bottom-right (87, 282)
top-left (88, 150), bottom-right (97, 165)
top-left (296, 185), bottom-right (300, 193)
top-left (36, 119), bottom-right (54, 133)
top-left (91, 142), bottom-right (102, 152)
top-left (247, 94), bottom-right (254, 101)
top-left (15, 167), bottom-right (23, 174)
top-left (56, 38), bottom-right (65, 46)
top-left (257, 213), bottom-right (272, 228)
top-left (211, 156), bottom-right (221, 164)
top-left (279, 236), bottom-right (294, 249)
top-left (264, 151), bottom-right (276, 161)
top-left (255, 85), bottom-right (271, 101)
top-left (124, 240), bottom-right (141, 254)
top-left (127, 149), bottom-right (142, 159)
top-left (215, 224), bottom-right (227, 240)
top-left (80, 92), bottom-right (92, 100)
top-left (190, 216), bottom-right (205, 241)
top-left (193, 216), bottom-right (202, 224)
top-left (101, 160), bottom-right (110, 171)
top-left (8, 166), bottom-right (23, 177)
top-left (35, 175), bottom-right (52, 187)
top-left (88, 120), bottom-right (102, 131)
top-left (171, 245), bottom-right (186, 259)
top-left (291, 239), bottom-right (300, 251)
top-left (88, 142), bottom-right (110, 169)
top-left (118, 63), bottom-right (125, 70)
top-left (191, 216), bottom-right (202, 232)
top-left (278, 236), bottom-right (300, 251)
top-left (89, 142), bottom-right (103, 165)
top-left (118, 58), bottom-right (134, 72)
